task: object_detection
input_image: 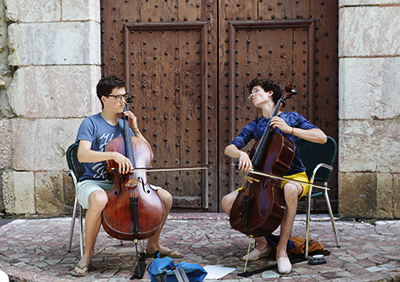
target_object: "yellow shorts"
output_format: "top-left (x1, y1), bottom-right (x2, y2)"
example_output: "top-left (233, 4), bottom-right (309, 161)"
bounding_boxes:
top-left (237, 171), bottom-right (310, 200)
top-left (281, 171), bottom-right (310, 200)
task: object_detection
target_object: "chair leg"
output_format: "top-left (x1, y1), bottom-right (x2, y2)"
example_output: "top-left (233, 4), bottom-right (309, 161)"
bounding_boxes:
top-left (79, 205), bottom-right (84, 258)
top-left (324, 191), bottom-right (341, 248)
top-left (140, 240), bottom-right (145, 252)
top-left (305, 187), bottom-right (313, 258)
top-left (67, 196), bottom-right (79, 253)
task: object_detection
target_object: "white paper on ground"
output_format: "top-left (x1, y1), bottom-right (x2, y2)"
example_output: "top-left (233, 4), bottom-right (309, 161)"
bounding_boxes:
top-left (203, 265), bottom-right (236, 279)
top-left (0, 270), bottom-right (9, 282)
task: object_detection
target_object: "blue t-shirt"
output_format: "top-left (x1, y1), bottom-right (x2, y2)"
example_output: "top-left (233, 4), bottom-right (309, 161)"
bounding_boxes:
top-left (75, 113), bottom-right (134, 182)
top-left (229, 111), bottom-right (318, 176)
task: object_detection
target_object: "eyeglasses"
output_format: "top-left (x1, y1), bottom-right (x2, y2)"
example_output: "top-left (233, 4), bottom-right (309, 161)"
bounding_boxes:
top-left (251, 87), bottom-right (262, 94)
top-left (106, 93), bottom-right (129, 102)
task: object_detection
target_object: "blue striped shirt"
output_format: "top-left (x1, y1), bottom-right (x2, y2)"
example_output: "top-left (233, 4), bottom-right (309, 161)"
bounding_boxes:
top-left (230, 111), bottom-right (318, 176)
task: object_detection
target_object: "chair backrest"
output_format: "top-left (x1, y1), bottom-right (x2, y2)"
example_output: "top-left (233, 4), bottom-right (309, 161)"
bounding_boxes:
top-left (298, 136), bottom-right (337, 183)
top-left (66, 143), bottom-right (86, 181)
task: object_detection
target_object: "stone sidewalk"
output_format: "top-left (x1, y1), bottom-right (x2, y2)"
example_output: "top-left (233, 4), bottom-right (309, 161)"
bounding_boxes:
top-left (0, 213), bottom-right (399, 282)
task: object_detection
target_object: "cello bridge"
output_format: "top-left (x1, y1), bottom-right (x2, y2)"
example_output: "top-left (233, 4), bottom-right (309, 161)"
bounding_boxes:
top-left (244, 176), bottom-right (260, 184)
top-left (126, 178), bottom-right (139, 188)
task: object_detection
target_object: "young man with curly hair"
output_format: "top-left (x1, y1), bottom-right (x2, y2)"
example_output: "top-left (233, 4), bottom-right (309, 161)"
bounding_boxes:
top-left (222, 78), bottom-right (327, 274)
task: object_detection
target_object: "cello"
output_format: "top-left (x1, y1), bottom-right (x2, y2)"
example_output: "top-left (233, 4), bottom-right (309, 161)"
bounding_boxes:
top-left (229, 85), bottom-right (297, 238)
top-left (101, 102), bottom-right (164, 278)
top-left (102, 103), bottom-right (164, 241)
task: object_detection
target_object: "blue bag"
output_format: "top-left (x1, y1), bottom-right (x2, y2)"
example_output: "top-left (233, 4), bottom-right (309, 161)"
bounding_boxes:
top-left (148, 255), bottom-right (207, 282)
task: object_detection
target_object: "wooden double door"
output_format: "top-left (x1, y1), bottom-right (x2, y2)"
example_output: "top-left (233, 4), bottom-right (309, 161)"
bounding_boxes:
top-left (100, 0), bottom-right (339, 212)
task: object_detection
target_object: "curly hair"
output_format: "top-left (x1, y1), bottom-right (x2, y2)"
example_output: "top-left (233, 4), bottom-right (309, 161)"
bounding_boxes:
top-left (247, 78), bottom-right (283, 105)
top-left (96, 76), bottom-right (126, 108)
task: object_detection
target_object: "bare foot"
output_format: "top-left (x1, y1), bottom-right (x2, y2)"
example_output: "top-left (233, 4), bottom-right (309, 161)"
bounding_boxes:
top-left (277, 256), bottom-right (291, 274)
top-left (146, 245), bottom-right (183, 258)
top-left (241, 245), bottom-right (272, 261)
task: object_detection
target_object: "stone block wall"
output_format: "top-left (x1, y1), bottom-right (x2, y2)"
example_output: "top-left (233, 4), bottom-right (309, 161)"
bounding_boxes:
top-left (0, 0), bottom-right (101, 216)
top-left (338, 0), bottom-right (400, 218)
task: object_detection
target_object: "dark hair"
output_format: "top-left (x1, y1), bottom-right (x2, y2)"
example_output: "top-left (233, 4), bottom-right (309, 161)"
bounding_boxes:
top-left (96, 76), bottom-right (126, 108)
top-left (247, 78), bottom-right (283, 105)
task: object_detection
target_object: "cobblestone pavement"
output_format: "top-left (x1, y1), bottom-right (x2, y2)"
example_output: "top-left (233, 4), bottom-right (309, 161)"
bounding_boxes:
top-left (0, 213), bottom-right (399, 282)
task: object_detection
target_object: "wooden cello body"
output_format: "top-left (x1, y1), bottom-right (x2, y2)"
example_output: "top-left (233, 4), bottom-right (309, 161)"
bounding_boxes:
top-left (229, 86), bottom-right (297, 237)
top-left (230, 132), bottom-right (294, 237)
top-left (101, 112), bottom-right (164, 241)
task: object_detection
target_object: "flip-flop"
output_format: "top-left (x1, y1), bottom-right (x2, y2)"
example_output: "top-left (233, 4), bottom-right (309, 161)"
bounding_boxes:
top-left (70, 263), bottom-right (92, 277)
top-left (146, 248), bottom-right (184, 259)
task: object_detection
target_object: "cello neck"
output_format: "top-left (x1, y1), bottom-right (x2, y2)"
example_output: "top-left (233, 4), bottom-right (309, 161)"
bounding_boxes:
top-left (251, 99), bottom-right (283, 166)
top-left (122, 105), bottom-right (136, 168)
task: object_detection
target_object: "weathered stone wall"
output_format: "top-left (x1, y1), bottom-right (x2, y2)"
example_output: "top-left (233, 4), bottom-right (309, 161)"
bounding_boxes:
top-left (0, 0), bottom-right (15, 214)
top-left (0, 0), bottom-right (101, 216)
top-left (338, 0), bottom-right (400, 218)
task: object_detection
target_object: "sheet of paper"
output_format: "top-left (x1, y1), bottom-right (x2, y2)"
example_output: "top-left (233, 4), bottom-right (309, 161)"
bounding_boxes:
top-left (203, 265), bottom-right (236, 280)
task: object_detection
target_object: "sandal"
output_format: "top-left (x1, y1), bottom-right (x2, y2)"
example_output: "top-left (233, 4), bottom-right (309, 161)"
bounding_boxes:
top-left (70, 263), bottom-right (92, 277)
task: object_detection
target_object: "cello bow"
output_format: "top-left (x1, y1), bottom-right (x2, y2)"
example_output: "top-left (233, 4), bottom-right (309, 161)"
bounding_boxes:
top-left (231, 164), bottom-right (330, 190)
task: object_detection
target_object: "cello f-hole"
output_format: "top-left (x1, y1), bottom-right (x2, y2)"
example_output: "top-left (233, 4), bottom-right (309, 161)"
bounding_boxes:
top-left (114, 177), bottom-right (123, 195)
top-left (138, 177), bottom-right (150, 194)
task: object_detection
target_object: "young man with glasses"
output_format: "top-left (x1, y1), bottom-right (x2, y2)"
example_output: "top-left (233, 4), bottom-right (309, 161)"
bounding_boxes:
top-left (71, 76), bottom-right (182, 277)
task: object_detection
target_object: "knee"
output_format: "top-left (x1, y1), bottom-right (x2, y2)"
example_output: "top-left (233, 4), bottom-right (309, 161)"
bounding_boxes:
top-left (221, 195), bottom-right (232, 215)
top-left (165, 190), bottom-right (173, 206)
top-left (159, 189), bottom-right (173, 207)
top-left (89, 190), bottom-right (108, 210)
top-left (284, 184), bottom-right (300, 202)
